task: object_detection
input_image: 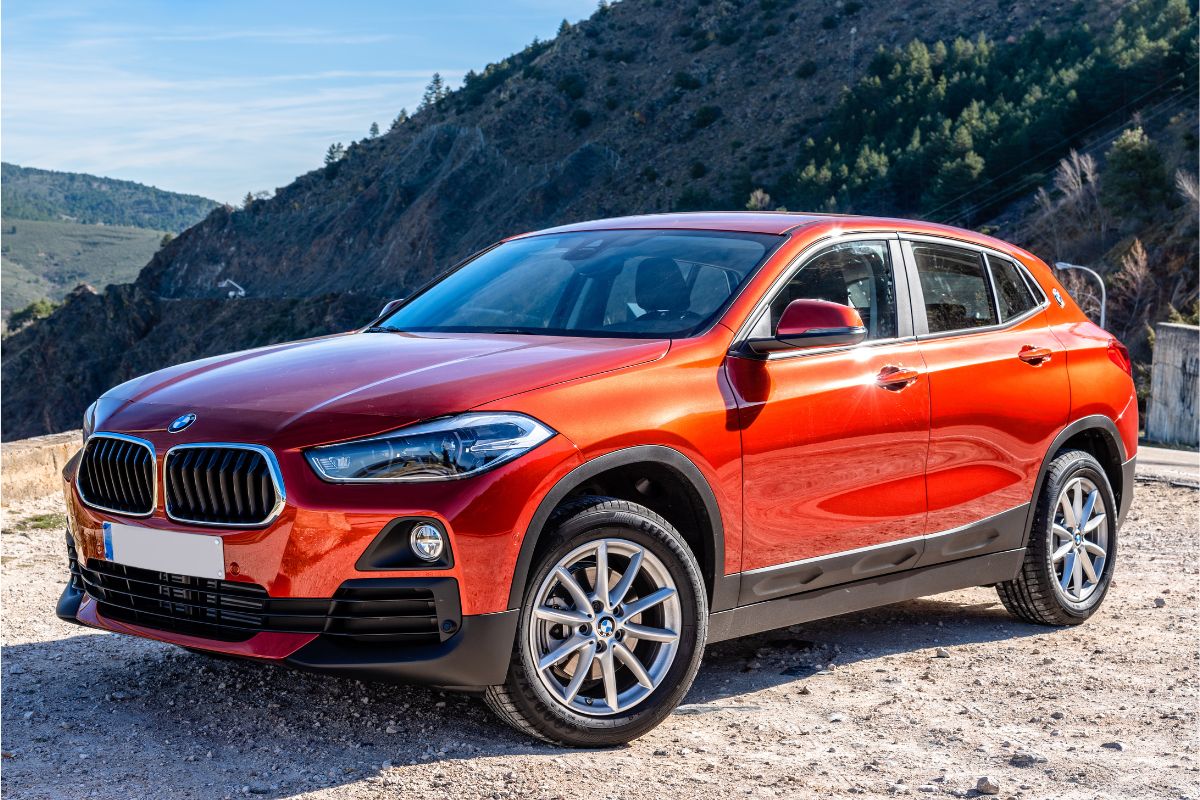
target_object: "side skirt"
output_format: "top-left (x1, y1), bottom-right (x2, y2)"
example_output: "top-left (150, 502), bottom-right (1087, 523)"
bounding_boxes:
top-left (707, 548), bottom-right (1025, 644)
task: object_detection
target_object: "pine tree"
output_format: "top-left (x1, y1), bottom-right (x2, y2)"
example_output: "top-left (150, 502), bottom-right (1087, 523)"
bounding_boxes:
top-left (419, 73), bottom-right (446, 111)
top-left (389, 108), bottom-right (409, 130)
top-left (369, 121), bottom-right (380, 138)
top-left (324, 142), bottom-right (346, 165)
top-left (558, 19), bottom-right (571, 36)
top-left (243, 192), bottom-right (254, 209)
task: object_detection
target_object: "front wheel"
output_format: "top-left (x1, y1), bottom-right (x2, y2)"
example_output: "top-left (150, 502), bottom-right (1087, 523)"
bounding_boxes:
top-left (997, 449), bottom-right (1118, 625)
top-left (485, 497), bottom-right (707, 746)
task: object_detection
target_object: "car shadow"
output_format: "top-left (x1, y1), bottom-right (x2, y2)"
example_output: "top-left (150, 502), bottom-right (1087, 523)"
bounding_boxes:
top-left (1, 590), bottom-right (1056, 799)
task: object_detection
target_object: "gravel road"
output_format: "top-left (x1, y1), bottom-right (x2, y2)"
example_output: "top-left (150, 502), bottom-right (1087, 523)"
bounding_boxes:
top-left (2, 479), bottom-right (1196, 800)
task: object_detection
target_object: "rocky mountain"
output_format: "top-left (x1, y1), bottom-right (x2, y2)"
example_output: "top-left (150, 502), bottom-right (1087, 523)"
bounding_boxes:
top-left (2, 0), bottom-right (1190, 440)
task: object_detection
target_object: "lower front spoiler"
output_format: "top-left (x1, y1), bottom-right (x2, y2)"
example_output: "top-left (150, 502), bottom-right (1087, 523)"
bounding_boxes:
top-left (284, 609), bottom-right (519, 689)
top-left (56, 580), bottom-right (518, 689)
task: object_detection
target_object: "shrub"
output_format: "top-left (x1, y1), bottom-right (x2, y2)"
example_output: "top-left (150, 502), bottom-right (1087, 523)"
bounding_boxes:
top-left (674, 71), bottom-right (702, 90)
top-left (557, 73), bottom-right (587, 99)
top-left (796, 60), bottom-right (818, 78)
top-left (692, 105), bottom-right (722, 129)
top-left (570, 108), bottom-right (594, 129)
top-left (820, 15), bottom-right (838, 29)
top-left (689, 161), bottom-right (708, 179)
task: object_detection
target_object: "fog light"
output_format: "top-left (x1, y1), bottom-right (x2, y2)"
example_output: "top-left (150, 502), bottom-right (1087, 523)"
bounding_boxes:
top-left (410, 524), bottom-right (445, 562)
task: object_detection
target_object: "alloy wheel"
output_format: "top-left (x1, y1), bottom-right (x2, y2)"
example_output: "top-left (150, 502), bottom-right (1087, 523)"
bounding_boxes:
top-left (527, 538), bottom-right (681, 716)
top-left (1050, 476), bottom-right (1110, 604)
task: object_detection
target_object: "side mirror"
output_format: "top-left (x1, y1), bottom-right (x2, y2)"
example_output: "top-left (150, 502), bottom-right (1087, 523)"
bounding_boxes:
top-left (368, 298), bottom-right (405, 327)
top-left (749, 299), bottom-right (866, 354)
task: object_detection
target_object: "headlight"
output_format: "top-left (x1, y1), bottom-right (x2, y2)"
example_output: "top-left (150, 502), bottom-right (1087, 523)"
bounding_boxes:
top-left (82, 401), bottom-right (98, 444)
top-left (305, 413), bottom-right (555, 483)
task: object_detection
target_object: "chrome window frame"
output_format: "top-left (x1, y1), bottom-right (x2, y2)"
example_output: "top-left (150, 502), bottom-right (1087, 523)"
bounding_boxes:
top-left (728, 232), bottom-right (918, 362)
top-left (899, 233), bottom-right (1050, 341)
top-left (163, 442), bottom-right (286, 528)
top-left (75, 432), bottom-right (157, 519)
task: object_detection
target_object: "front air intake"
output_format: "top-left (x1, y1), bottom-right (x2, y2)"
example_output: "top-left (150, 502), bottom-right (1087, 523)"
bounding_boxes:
top-left (163, 444), bottom-right (283, 527)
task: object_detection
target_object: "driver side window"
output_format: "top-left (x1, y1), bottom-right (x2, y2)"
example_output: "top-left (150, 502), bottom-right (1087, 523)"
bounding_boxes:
top-left (757, 241), bottom-right (899, 340)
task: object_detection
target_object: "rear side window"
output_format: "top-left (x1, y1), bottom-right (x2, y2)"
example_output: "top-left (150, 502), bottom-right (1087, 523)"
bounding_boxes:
top-left (987, 255), bottom-right (1040, 321)
top-left (913, 243), bottom-right (997, 333)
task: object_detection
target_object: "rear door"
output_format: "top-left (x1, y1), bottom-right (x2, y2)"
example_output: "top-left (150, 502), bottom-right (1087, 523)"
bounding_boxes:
top-left (903, 237), bottom-right (1069, 562)
top-left (726, 236), bottom-right (931, 597)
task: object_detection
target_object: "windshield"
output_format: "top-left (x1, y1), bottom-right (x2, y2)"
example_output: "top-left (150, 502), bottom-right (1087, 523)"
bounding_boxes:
top-left (376, 229), bottom-right (783, 338)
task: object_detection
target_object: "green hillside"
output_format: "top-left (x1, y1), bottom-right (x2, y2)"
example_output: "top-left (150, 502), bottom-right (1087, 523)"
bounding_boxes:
top-left (1, 219), bottom-right (166, 320)
top-left (1, 163), bottom-right (217, 231)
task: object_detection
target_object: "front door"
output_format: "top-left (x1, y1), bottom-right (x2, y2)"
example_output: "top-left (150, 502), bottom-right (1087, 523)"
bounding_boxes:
top-left (727, 238), bottom-right (930, 592)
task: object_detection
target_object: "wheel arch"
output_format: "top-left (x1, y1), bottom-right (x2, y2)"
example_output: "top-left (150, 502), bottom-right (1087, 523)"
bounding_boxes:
top-left (1023, 414), bottom-right (1129, 544)
top-left (506, 445), bottom-right (731, 611)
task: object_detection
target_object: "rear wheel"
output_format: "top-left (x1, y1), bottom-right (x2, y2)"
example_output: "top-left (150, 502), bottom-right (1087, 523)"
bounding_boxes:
top-left (485, 497), bottom-right (707, 746)
top-left (997, 449), bottom-right (1117, 625)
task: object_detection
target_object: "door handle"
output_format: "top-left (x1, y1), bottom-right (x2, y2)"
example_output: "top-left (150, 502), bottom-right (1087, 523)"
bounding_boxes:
top-left (1018, 345), bottom-right (1053, 365)
top-left (876, 365), bottom-right (920, 390)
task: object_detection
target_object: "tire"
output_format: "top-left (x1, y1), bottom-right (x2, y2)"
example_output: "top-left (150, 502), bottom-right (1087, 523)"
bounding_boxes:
top-left (997, 449), bottom-right (1118, 626)
top-left (485, 496), bottom-right (708, 747)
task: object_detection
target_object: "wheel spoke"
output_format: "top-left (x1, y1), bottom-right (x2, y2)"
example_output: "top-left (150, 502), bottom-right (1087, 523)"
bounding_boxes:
top-left (1070, 551), bottom-right (1084, 597)
top-left (1059, 551), bottom-right (1076, 591)
top-left (1082, 540), bottom-right (1106, 558)
top-left (554, 566), bottom-right (593, 615)
top-left (1079, 490), bottom-right (1099, 530)
top-left (1080, 550), bottom-right (1099, 583)
top-left (538, 634), bottom-right (590, 672)
top-left (561, 643), bottom-right (596, 703)
top-left (608, 549), bottom-right (644, 610)
top-left (534, 606), bottom-right (591, 626)
top-left (1082, 512), bottom-right (1107, 534)
top-left (1080, 482), bottom-right (1089, 532)
top-left (623, 586), bottom-right (677, 619)
top-left (599, 647), bottom-right (620, 711)
top-left (622, 622), bottom-right (679, 643)
top-left (614, 642), bottom-right (654, 689)
top-left (1051, 541), bottom-right (1074, 563)
top-left (593, 540), bottom-right (610, 608)
top-left (1059, 494), bottom-right (1078, 528)
top-left (1052, 523), bottom-right (1074, 542)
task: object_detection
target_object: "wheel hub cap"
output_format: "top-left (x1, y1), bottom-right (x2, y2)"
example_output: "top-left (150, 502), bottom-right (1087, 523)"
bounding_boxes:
top-left (596, 616), bottom-right (615, 638)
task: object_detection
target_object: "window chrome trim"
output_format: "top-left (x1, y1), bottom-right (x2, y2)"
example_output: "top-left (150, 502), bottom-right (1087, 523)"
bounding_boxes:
top-left (728, 232), bottom-right (913, 361)
top-left (75, 432), bottom-right (157, 519)
top-left (163, 442), bottom-right (286, 528)
top-left (898, 233), bottom-right (1050, 341)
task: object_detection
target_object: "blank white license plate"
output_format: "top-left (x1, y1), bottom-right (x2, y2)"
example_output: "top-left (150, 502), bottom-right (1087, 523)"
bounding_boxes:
top-left (102, 521), bottom-right (225, 580)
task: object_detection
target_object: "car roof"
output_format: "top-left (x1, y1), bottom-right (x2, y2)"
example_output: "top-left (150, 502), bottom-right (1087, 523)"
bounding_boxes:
top-left (510, 212), bottom-right (1012, 250)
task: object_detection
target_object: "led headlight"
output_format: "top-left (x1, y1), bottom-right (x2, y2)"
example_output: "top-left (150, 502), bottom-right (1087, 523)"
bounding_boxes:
top-left (305, 413), bottom-right (555, 483)
top-left (82, 401), bottom-right (98, 444)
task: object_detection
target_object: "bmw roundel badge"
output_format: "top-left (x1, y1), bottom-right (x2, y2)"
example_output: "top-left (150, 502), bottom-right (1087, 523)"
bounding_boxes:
top-left (168, 412), bottom-right (197, 433)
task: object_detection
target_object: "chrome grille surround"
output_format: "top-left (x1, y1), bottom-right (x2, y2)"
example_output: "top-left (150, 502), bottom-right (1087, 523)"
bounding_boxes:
top-left (76, 433), bottom-right (157, 517)
top-left (163, 443), bottom-right (286, 528)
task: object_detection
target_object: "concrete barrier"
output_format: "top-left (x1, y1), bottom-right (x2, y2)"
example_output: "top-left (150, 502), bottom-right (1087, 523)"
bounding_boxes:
top-left (1, 430), bottom-right (80, 506)
top-left (1146, 323), bottom-right (1199, 448)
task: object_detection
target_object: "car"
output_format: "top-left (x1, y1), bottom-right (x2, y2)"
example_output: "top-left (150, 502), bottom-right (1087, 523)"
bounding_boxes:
top-left (57, 212), bottom-right (1137, 747)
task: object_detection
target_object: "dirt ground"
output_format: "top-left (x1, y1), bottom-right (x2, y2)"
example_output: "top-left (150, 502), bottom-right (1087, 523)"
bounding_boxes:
top-left (2, 478), bottom-right (1196, 800)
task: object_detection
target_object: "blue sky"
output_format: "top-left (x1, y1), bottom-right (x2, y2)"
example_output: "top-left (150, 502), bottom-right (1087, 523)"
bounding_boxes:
top-left (2, 0), bottom-right (596, 203)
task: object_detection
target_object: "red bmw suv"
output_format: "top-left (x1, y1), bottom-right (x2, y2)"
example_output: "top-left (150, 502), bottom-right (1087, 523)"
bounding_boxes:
top-left (58, 213), bottom-right (1137, 746)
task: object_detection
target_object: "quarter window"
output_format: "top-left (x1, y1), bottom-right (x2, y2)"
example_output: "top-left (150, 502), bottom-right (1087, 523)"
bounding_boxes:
top-left (762, 241), bottom-right (898, 340)
top-left (988, 254), bottom-right (1040, 320)
top-left (913, 244), bottom-right (997, 333)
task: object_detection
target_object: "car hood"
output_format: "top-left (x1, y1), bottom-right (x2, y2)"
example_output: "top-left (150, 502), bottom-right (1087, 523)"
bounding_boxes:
top-left (97, 331), bottom-right (669, 448)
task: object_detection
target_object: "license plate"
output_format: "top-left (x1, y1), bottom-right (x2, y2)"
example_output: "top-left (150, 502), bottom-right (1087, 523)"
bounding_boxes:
top-left (102, 521), bottom-right (225, 580)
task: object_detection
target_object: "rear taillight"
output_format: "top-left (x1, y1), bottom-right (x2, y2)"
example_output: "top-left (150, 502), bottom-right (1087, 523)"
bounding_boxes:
top-left (1107, 339), bottom-right (1132, 376)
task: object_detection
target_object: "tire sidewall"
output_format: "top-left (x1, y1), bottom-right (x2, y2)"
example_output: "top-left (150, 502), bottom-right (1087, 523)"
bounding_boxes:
top-left (1037, 454), bottom-right (1118, 619)
top-left (513, 505), bottom-right (707, 745)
